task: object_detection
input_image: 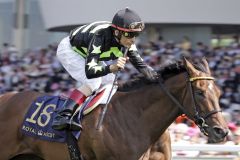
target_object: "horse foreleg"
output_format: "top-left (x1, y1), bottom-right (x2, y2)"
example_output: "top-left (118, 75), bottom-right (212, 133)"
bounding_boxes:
top-left (139, 147), bottom-right (165, 160)
top-left (139, 130), bottom-right (172, 160)
top-left (151, 130), bottom-right (172, 160)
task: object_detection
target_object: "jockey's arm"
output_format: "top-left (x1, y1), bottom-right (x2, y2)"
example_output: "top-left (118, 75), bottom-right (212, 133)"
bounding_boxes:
top-left (127, 45), bottom-right (158, 82)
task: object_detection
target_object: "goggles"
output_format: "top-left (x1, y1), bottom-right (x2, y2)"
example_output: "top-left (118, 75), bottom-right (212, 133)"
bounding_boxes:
top-left (128, 22), bottom-right (145, 31)
top-left (122, 31), bottom-right (140, 38)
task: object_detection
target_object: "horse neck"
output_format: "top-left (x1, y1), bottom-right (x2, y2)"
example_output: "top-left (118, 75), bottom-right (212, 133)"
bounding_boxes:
top-left (107, 74), bottom-right (186, 155)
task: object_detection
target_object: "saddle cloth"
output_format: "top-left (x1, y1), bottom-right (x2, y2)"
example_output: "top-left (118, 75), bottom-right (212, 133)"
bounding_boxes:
top-left (21, 84), bottom-right (117, 143)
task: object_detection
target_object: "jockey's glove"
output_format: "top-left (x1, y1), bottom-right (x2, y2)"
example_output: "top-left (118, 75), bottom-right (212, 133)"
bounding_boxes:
top-left (139, 66), bottom-right (160, 83)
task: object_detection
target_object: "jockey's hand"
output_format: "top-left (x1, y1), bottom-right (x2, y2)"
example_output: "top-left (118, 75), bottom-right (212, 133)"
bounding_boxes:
top-left (110, 57), bottom-right (128, 73)
top-left (141, 66), bottom-right (161, 83)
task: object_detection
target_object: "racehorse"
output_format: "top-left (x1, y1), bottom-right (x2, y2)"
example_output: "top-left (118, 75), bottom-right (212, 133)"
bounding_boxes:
top-left (0, 58), bottom-right (228, 160)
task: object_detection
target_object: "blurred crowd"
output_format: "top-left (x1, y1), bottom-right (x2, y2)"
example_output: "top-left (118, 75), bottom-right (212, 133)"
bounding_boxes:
top-left (0, 37), bottom-right (239, 157)
top-left (0, 43), bottom-right (73, 96)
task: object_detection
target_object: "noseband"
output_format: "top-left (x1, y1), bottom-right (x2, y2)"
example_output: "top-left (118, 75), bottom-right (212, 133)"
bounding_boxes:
top-left (158, 75), bottom-right (222, 136)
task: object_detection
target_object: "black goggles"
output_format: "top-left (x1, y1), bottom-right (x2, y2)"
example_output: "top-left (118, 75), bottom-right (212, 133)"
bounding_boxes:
top-left (122, 31), bottom-right (140, 38)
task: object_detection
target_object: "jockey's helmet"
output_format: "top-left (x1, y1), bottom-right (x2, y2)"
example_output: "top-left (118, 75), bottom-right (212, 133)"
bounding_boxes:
top-left (112, 7), bottom-right (145, 33)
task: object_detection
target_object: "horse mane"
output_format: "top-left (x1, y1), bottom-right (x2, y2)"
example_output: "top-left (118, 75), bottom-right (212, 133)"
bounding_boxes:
top-left (118, 60), bottom-right (186, 92)
top-left (158, 60), bottom-right (186, 80)
top-left (118, 58), bottom-right (210, 92)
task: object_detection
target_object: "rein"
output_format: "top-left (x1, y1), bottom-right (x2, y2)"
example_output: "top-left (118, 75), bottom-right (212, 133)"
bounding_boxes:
top-left (158, 75), bottom-right (221, 136)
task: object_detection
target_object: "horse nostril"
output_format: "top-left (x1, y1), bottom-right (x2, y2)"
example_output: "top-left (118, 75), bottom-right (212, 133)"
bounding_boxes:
top-left (213, 126), bottom-right (228, 137)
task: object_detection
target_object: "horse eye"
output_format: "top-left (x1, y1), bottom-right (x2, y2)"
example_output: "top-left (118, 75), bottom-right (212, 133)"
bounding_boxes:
top-left (195, 90), bottom-right (205, 97)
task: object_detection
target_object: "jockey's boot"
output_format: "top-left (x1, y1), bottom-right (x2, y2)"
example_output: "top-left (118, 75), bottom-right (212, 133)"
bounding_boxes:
top-left (52, 89), bottom-right (87, 131)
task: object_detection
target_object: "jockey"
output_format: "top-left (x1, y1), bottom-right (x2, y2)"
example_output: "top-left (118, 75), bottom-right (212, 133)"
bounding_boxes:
top-left (52, 7), bottom-right (158, 131)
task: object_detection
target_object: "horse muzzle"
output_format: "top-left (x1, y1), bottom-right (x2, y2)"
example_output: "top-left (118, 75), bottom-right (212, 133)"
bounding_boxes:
top-left (206, 126), bottom-right (228, 143)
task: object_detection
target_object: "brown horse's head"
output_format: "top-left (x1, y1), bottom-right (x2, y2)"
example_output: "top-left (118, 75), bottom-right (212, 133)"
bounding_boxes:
top-left (182, 58), bottom-right (228, 143)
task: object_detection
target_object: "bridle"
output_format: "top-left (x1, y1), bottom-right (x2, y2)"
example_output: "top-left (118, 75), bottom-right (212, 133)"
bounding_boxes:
top-left (158, 74), bottom-right (222, 136)
top-left (187, 76), bottom-right (222, 136)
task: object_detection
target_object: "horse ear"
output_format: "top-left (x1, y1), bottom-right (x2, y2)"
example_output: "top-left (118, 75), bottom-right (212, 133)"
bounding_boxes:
top-left (201, 57), bottom-right (211, 74)
top-left (183, 57), bottom-right (199, 76)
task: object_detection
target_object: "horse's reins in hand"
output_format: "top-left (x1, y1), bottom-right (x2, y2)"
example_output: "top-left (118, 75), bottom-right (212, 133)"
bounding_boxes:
top-left (96, 47), bottom-right (129, 130)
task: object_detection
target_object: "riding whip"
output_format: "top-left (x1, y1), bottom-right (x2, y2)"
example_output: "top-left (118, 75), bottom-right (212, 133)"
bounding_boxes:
top-left (96, 47), bottom-right (129, 130)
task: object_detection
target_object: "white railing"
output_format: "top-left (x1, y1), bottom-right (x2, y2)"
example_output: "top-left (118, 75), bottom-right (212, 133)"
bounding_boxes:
top-left (172, 144), bottom-right (240, 160)
top-left (172, 144), bottom-right (240, 152)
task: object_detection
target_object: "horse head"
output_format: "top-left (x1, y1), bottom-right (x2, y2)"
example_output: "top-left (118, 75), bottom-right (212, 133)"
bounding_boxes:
top-left (181, 58), bottom-right (228, 143)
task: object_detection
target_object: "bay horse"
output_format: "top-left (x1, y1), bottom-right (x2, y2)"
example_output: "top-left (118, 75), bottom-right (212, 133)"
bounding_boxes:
top-left (0, 58), bottom-right (228, 160)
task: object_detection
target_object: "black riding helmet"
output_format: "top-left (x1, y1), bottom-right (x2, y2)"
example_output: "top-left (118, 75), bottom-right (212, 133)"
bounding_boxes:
top-left (112, 7), bottom-right (144, 39)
